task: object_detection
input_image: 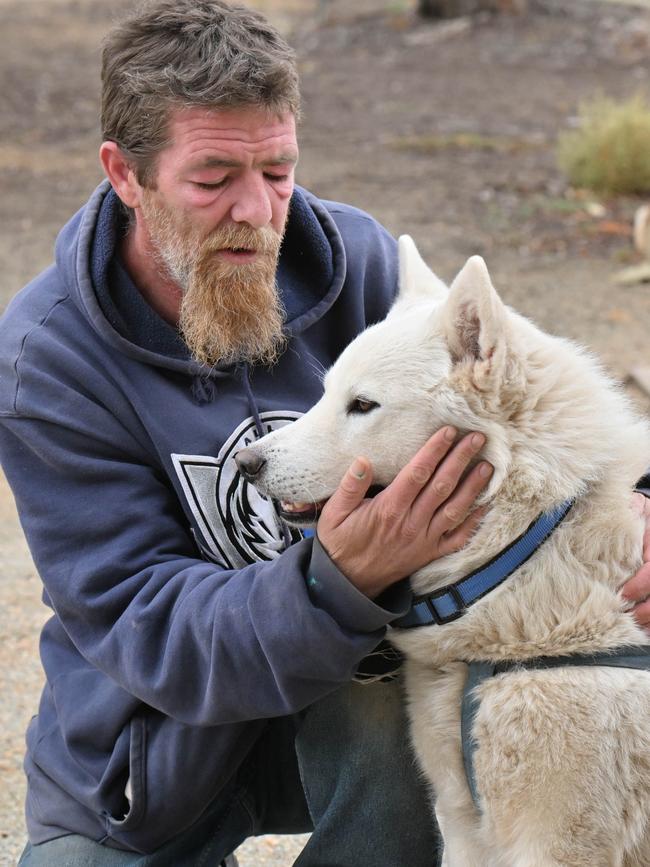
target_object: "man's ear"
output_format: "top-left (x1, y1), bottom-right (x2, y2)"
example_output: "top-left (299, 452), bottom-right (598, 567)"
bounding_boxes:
top-left (395, 235), bottom-right (448, 306)
top-left (442, 255), bottom-right (509, 380)
top-left (99, 142), bottom-right (143, 210)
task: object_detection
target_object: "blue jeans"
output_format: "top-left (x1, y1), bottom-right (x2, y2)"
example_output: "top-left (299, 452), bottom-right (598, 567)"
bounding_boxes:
top-left (18, 680), bottom-right (442, 866)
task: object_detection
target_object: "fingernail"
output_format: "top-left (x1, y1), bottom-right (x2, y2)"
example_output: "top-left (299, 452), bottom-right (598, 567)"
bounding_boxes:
top-left (444, 426), bottom-right (457, 442)
top-left (351, 459), bottom-right (366, 479)
top-left (479, 462), bottom-right (493, 478)
top-left (472, 433), bottom-right (485, 448)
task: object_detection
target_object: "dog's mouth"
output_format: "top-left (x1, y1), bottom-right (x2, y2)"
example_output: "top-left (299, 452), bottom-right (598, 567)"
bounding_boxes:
top-left (278, 499), bottom-right (327, 526)
top-left (277, 485), bottom-right (385, 528)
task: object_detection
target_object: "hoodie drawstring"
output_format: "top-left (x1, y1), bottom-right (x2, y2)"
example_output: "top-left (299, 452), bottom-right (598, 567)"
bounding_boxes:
top-left (238, 363), bottom-right (266, 440)
top-left (239, 363), bottom-right (293, 550)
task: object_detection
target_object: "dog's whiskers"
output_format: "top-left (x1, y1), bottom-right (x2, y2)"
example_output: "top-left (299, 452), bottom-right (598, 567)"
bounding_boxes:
top-left (305, 353), bottom-right (327, 384)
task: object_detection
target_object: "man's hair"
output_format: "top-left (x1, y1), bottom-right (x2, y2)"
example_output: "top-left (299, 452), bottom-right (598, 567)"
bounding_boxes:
top-left (101, 0), bottom-right (300, 186)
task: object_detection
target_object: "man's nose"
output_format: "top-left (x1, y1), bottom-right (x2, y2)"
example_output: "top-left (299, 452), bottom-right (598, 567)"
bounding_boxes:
top-left (235, 448), bottom-right (267, 482)
top-left (229, 174), bottom-right (273, 228)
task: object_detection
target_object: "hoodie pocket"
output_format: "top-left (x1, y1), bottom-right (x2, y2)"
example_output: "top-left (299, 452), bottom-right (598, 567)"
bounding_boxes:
top-left (105, 713), bottom-right (147, 832)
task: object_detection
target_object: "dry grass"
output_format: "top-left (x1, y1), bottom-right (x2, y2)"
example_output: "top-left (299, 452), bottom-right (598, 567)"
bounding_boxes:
top-left (558, 94), bottom-right (650, 196)
top-left (391, 131), bottom-right (545, 154)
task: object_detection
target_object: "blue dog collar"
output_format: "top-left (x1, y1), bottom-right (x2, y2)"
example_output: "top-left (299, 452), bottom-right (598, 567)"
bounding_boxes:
top-left (393, 498), bottom-right (575, 629)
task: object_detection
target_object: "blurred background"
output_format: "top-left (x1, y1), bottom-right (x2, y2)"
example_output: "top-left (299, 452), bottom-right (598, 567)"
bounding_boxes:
top-left (2, 0), bottom-right (650, 863)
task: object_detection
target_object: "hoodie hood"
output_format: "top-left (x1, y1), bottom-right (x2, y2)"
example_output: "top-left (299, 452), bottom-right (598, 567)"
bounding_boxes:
top-left (54, 180), bottom-right (347, 375)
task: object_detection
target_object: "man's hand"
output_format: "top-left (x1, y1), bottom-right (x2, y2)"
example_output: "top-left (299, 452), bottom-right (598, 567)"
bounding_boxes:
top-left (621, 493), bottom-right (650, 629)
top-left (316, 427), bottom-right (493, 599)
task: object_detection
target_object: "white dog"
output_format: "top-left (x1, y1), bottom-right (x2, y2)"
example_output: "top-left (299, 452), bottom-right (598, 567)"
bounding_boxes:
top-left (241, 237), bottom-right (650, 867)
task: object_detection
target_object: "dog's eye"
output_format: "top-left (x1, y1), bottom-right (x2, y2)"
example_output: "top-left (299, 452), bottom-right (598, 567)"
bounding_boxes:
top-left (347, 397), bottom-right (380, 415)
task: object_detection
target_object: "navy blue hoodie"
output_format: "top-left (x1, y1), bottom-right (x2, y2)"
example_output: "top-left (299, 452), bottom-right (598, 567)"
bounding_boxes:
top-left (0, 181), bottom-right (410, 852)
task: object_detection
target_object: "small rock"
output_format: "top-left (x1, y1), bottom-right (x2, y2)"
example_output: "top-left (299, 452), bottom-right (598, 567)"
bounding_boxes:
top-left (634, 205), bottom-right (650, 259)
top-left (403, 18), bottom-right (472, 47)
top-left (584, 202), bottom-right (606, 218)
top-left (628, 366), bottom-right (650, 398)
top-left (613, 262), bottom-right (650, 286)
top-left (604, 308), bottom-right (632, 324)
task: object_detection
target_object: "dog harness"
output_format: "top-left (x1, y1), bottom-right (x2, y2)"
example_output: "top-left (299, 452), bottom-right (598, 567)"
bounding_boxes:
top-left (393, 498), bottom-right (575, 629)
top-left (390, 496), bottom-right (650, 812)
top-left (462, 647), bottom-right (650, 810)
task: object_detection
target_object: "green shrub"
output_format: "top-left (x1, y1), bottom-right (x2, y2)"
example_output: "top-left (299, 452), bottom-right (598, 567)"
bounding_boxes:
top-left (558, 94), bottom-right (650, 196)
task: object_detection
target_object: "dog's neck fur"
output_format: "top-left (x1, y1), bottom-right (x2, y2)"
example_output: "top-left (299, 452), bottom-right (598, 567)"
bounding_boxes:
top-left (393, 316), bottom-right (650, 667)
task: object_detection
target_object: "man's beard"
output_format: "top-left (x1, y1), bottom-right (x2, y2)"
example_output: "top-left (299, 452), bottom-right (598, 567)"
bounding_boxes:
top-left (140, 191), bottom-right (287, 367)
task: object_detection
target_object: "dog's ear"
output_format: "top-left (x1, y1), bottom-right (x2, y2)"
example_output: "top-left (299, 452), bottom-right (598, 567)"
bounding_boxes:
top-left (396, 235), bottom-right (448, 305)
top-left (442, 256), bottom-right (508, 380)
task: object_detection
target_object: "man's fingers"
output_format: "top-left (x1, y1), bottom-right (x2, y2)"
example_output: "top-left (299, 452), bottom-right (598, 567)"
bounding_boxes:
top-left (382, 427), bottom-right (458, 514)
top-left (320, 457), bottom-right (373, 528)
top-left (632, 493), bottom-right (650, 560)
top-left (438, 506), bottom-right (487, 557)
top-left (630, 598), bottom-right (650, 632)
top-left (621, 562), bottom-right (650, 605)
top-left (414, 432), bottom-right (487, 520)
top-left (642, 497), bottom-right (650, 561)
top-left (416, 458), bottom-right (493, 531)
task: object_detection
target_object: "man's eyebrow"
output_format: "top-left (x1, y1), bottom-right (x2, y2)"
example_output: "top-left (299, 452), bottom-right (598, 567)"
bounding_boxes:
top-left (189, 157), bottom-right (241, 170)
top-left (186, 153), bottom-right (298, 171)
top-left (263, 153), bottom-right (299, 166)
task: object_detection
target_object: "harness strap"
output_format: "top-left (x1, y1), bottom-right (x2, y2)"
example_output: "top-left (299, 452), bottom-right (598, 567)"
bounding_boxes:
top-left (461, 646), bottom-right (650, 810)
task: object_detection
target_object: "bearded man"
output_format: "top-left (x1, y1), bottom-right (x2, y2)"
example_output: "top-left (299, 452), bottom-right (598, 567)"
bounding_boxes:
top-left (2, 1), bottom-right (649, 865)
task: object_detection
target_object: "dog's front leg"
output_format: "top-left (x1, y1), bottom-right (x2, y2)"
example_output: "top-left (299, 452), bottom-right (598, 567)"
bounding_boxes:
top-left (404, 661), bottom-right (492, 867)
top-left (436, 810), bottom-right (490, 867)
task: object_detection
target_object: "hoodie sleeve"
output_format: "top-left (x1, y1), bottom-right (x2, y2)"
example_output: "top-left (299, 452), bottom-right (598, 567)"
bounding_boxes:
top-left (0, 397), bottom-right (400, 726)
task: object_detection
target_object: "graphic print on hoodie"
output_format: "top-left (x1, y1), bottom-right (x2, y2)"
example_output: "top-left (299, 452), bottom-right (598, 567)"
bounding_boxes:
top-left (172, 410), bottom-right (305, 568)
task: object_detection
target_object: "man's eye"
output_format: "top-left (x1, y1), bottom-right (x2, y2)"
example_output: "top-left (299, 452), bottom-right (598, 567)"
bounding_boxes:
top-left (347, 398), bottom-right (380, 415)
top-left (193, 180), bottom-right (227, 190)
top-left (264, 173), bottom-right (290, 183)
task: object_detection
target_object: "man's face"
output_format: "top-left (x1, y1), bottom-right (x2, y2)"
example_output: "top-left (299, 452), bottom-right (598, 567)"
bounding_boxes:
top-left (136, 105), bottom-right (298, 367)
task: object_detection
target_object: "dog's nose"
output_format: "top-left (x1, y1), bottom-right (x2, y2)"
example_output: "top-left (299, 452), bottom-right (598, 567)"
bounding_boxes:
top-left (235, 448), bottom-right (267, 481)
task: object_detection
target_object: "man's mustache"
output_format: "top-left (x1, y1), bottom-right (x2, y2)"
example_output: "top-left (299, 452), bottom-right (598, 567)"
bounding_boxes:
top-left (199, 224), bottom-right (283, 258)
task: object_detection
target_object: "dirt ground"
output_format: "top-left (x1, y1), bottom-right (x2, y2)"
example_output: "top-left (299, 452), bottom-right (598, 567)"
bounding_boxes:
top-left (2, 0), bottom-right (650, 863)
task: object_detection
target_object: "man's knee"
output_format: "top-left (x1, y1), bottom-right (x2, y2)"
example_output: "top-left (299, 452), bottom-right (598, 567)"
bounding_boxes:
top-left (293, 679), bottom-right (441, 866)
top-left (296, 678), bottom-right (424, 808)
top-left (301, 678), bottom-right (410, 755)
top-left (18, 836), bottom-right (141, 866)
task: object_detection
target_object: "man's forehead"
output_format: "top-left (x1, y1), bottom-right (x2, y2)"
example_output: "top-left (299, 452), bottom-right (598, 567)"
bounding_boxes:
top-left (165, 105), bottom-right (298, 159)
